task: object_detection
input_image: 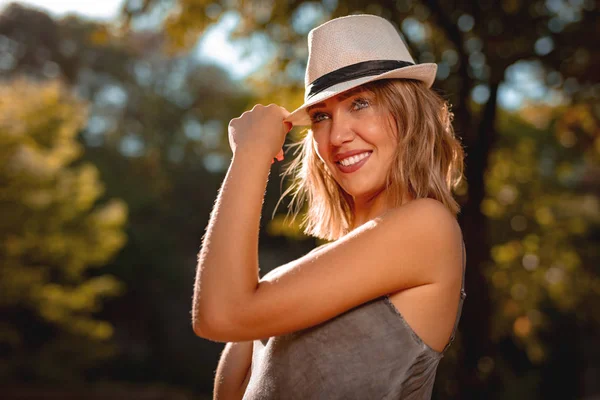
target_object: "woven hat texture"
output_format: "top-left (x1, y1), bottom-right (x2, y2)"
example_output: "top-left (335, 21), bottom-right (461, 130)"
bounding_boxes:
top-left (285, 14), bottom-right (437, 126)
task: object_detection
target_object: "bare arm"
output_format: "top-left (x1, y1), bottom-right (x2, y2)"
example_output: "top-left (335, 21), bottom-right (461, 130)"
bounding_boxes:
top-left (196, 187), bottom-right (461, 342)
top-left (192, 105), bottom-right (462, 343)
top-left (214, 341), bottom-right (253, 400)
top-left (192, 104), bottom-right (289, 338)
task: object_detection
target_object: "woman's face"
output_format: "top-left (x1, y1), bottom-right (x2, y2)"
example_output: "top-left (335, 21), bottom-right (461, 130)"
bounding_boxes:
top-left (308, 86), bottom-right (398, 201)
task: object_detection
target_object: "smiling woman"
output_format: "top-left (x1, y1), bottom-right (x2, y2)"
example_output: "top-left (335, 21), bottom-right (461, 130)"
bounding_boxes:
top-left (193, 14), bottom-right (467, 400)
top-left (281, 77), bottom-right (463, 241)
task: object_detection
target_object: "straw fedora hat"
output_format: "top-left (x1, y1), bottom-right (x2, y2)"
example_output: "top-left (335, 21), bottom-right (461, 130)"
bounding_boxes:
top-left (285, 14), bottom-right (437, 126)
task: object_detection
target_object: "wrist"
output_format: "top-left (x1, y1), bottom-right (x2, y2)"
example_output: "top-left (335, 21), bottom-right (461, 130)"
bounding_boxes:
top-left (232, 148), bottom-right (273, 166)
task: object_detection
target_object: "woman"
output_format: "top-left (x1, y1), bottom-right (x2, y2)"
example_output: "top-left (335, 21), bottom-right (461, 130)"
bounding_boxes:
top-left (193, 14), bottom-right (467, 399)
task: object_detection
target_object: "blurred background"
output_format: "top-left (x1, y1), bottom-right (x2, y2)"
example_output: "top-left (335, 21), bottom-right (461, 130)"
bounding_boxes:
top-left (0, 0), bottom-right (598, 399)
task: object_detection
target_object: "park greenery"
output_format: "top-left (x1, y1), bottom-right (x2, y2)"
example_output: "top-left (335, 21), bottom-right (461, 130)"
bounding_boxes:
top-left (0, 1), bottom-right (598, 398)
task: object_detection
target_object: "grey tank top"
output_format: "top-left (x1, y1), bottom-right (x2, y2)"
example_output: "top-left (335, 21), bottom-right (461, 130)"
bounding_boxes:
top-left (243, 238), bottom-right (466, 399)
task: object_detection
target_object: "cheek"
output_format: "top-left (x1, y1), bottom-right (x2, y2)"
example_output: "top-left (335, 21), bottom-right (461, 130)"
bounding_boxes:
top-left (374, 115), bottom-right (398, 150)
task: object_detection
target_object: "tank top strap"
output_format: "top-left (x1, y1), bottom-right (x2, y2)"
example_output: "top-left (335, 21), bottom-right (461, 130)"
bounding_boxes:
top-left (442, 235), bottom-right (467, 354)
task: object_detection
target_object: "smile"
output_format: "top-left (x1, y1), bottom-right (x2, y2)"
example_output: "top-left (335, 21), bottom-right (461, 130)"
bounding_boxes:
top-left (335, 151), bottom-right (372, 173)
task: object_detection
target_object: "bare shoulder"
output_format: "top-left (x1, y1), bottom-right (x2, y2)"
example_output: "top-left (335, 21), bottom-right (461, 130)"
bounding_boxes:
top-left (264, 198), bottom-right (460, 284)
top-left (384, 200), bottom-right (465, 352)
top-left (388, 197), bottom-right (458, 229)
top-left (384, 198), bottom-right (463, 281)
top-left (203, 197), bottom-right (463, 342)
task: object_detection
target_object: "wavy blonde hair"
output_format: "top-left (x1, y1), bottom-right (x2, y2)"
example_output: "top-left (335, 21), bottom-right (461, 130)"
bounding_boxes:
top-left (275, 78), bottom-right (465, 241)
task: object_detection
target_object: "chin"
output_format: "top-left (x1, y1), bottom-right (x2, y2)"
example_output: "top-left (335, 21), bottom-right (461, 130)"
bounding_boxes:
top-left (343, 185), bottom-right (383, 200)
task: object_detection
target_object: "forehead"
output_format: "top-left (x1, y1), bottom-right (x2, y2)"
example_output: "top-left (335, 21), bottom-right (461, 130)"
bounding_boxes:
top-left (306, 87), bottom-right (372, 113)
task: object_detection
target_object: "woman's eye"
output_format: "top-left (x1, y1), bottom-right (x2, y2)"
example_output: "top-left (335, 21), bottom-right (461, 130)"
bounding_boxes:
top-left (310, 112), bottom-right (329, 123)
top-left (352, 98), bottom-right (370, 110)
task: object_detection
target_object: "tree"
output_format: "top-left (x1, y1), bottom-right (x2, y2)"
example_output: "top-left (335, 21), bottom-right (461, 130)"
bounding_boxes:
top-left (121, 1), bottom-right (600, 397)
top-left (480, 100), bottom-right (600, 398)
top-left (0, 5), bottom-right (259, 392)
top-left (0, 77), bottom-right (127, 381)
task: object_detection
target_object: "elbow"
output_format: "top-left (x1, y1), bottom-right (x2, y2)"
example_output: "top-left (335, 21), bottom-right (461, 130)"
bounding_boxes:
top-left (192, 310), bottom-right (221, 341)
top-left (193, 291), bottom-right (257, 341)
top-left (192, 307), bottom-right (237, 342)
top-left (192, 319), bottom-right (211, 340)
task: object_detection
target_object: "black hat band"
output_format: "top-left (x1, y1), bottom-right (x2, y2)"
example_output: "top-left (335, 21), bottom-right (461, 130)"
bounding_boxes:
top-left (306, 60), bottom-right (415, 99)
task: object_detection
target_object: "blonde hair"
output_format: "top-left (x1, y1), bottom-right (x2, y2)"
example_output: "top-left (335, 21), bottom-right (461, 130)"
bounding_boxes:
top-left (276, 79), bottom-right (465, 241)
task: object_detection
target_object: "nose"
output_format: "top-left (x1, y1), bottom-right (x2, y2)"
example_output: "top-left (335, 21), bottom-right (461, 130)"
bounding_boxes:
top-left (329, 111), bottom-right (355, 147)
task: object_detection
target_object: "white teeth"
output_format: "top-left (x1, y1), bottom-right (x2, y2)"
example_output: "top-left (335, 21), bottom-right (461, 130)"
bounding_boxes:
top-left (339, 152), bottom-right (370, 167)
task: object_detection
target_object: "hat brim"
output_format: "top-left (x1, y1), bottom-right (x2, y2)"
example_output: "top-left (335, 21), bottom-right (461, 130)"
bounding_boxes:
top-left (284, 63), bottom-right (437, 126)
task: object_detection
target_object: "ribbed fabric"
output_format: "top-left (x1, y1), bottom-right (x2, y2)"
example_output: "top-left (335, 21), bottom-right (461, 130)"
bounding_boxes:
top-left (243, 240), bottom-right (466, 399)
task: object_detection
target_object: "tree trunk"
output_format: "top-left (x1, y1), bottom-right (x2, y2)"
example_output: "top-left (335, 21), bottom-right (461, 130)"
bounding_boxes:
top-left (456, 81), bottom-right (504, 399)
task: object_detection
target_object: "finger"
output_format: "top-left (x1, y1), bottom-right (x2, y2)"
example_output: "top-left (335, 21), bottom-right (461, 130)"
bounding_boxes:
top-left (280, 109), bottom-right (291, 120)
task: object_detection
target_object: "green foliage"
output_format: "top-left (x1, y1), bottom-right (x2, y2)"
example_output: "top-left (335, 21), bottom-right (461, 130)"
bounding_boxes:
top-left (484, 103), bottom-right (600, 364)
top-left (0, 6), bottom-right (261, 389)
top-left (0, 78), bottom-right (127, 381)
top-left (0, 1), bottom-right (595, 397)
top-left (121, 1), bottom-right (600, 397)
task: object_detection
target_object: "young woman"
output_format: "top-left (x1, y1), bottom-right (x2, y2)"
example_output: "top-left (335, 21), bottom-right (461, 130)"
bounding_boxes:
top-left (193, 14), bottom-right (467, 399)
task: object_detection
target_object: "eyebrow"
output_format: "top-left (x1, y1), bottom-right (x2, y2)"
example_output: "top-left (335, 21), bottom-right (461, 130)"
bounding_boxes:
top-left (306, 87), bottom-right (368, 114)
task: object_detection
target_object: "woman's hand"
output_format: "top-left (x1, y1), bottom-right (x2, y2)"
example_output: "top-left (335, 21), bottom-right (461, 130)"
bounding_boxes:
top-left (228, 104), bottom-right (292, 164)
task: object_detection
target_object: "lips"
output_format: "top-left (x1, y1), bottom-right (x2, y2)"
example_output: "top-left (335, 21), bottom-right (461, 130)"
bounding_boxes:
top-left (333, 149), bottom-right (373, 163)
top-left (335, 151), bottom-right (372, 173)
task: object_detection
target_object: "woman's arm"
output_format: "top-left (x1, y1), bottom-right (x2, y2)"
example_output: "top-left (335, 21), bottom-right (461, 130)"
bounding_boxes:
top-left (196, 192), bottom-right (462, 342)
top-left (193, 150), bottom-right (271, 337)
top-left (192, 105), bottom-right (463, 343)
top-left (214, 341), bottom-right (253, 400)
top-left (193, 104), bottom-right (288, 338)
